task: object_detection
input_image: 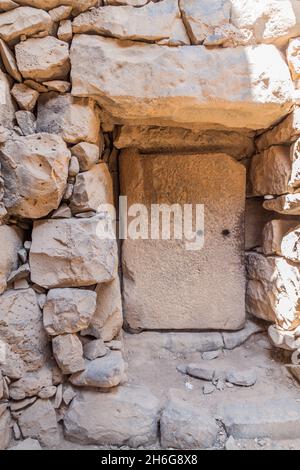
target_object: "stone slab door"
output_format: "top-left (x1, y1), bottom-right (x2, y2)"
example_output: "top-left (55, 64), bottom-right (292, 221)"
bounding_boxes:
top-left (120, 149), bottom-right (246, 331)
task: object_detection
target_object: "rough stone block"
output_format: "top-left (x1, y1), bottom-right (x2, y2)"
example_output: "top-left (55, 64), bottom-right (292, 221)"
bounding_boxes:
top-left (30, 214), bottom-right (118, 288)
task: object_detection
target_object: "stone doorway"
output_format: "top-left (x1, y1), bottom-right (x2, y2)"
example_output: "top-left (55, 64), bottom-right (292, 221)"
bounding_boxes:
top-left (120, 149), bottom-right (246, 331)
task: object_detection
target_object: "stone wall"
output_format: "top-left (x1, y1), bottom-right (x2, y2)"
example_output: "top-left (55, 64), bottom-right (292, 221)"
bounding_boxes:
top-left (0, 0), bottom-right (299, 449)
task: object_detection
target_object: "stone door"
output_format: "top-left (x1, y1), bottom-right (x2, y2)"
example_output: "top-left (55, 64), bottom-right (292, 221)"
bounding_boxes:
top-left (120, 150), bottom-right (246, 331)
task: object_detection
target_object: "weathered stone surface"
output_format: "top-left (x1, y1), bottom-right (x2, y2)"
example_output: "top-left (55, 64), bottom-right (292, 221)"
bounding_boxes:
top-left (30, 215), bottom-right (118, 288)
top-left (18, 399), bottom-right (59, 448)
top-left (161, 390), bottom-right (218, 449)
top-left (82, 278), bottom-right (123, 341)
top-left (0, 1), bottom-right (18, 12)
top-left (0, 70), bottom-right (16, 130)
top-left (186, 364), bottom-right (215, 381)
top-left (105, 0), bottom-right (148, 5)
top-left (44, 288), bottom-right (97, 336)
top-left (220, 397), bottom-right (300, 440)
top-left (70, 163), bottom-right (113, 214)
top-left (0, 409), bottom-right (11, 450)
top-left (11, 83), bottom-right (39, 112)
top-left (251, 142), bottom-right (300, 196)
top-left (36, 93), bottom-right (100, 144)
top-left (16, 37), bottom-right (70, 82)
top-left (226, 368), bottom-right (257, 387)
top-left (114, 126), bottom-right (255, 159)
top-left (0, 289), bottom-right (48, 371)
top-left (222, 319), bottom-right (264, 350)
top-left (287, 37), bottom-right (300, 80)
top-left (245, 197), bottom-right (280, 250)
top-left (257, 107), bottom-right (300, 151)
top-left (0, 225), bottom-right (23, 294)
top-left (16, 0), bottom-right (98, 14)
top-left (9, 438), bottom-right (42, 450)
top-left (43, 80), bottom-right (70, 93)
top-left (15, 110), bottom-right (36, 136)
top-left (121, 150), bottom-right (245, 331)
top-left (58, 19), bottom-right (72, 42)
top-left (49, 5), bottom-right (72, 22)
top-left (179, 0), bottom-right (232, 45)
top-left (71, 142), bottom-right (100, 171)
top-left (230, 0), bottom-right (300, 47)
top-left (0, 7), bottom-right (51, 44)
top-left (69, 350), bottom-right (125, 388)
top-left (83, 339), bottom-right (108, 360)
top-left (71, 35), bottom-right (293, 130)
top-left (0, 133), bottom-right (70, 219)
top-left (73, 0), bottom-right (189, 46)
top-left (246, 252), bottom-right (300, 329)
top-left (262, 219), bottom-right (300, 260)
top-left (0, 38), bottom-right (21, 82)
top-left (52, 334), bottom-right (85, 375)
top-left (9, 367), bottom-right (53, 400)
top-left (64, 385), bottom-right (160, 446)
top-left (263, 194), bottom-right (300, 215)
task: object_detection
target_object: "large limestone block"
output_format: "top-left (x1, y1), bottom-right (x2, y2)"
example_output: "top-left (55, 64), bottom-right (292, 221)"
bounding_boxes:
top-left (114, 125), bottom-right (255, 159)
top-left (70, 163), bottom-right (113, 214)
top-left (36, 92), bottom-right (100, 144)
top-left (257, 108), bottom-right (300, 151)
top-left (44, 288), bottom-right (97, 335)
top-left (120, 150), bottom-right (246, 331)
top-left (73, 0), bottom-right (189, 46)
top-left (0, 225), bottom-right (23, 294)
top-left (0, 133), bottom-right (71, 219)
top-left (0, 7), bottom-right (52, 44)
top-left (262, 220), bottom-right (300, 259)
top-left (64, 386), bottom-right (160, 447)
top-left (246, 252), bottom-right (300, 329)
top-left (0, 289), bottom-right (48, 371)
top-left (15, 37), bottom-right (70, 82)
top-left (250, 141), bottom-right (300, 196)
top-left (71, 36), bottom-right (293, 131)
top-left (30, 214), bottom-right (118, 288)
top-left (0, 70), bottom-right (16, 130)
top-left (82, 277), bottom-right (123, 341)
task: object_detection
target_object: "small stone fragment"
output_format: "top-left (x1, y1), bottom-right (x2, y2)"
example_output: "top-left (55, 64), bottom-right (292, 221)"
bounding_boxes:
top-left (13, 422), bottom-right (21, 440)
top-left (52, 334), bottom-right (85, 375)
top-left (38, 386), bottom-right (56, 399)
top-left (0, 38), bottom-right (21, 82)
top-left (7, 263), bottom-right (30, 284)
top-left (0, 409), bottom-right (11, 450)
top-left (226, 369), bottom-right (257, 387)
top-left (62, 384), bottom-right (76, 406)
top-left (202, 350), bottom-right (220, 361)
top-left (42, 80), bottom-right (71, 93)
top-left (69, 351), bottom-right (125, 388)
top-left (51, 203), bottom-right (72, 219)
top-left (15, 111), bottom-right (36, 135)
top-left (54, 384), bottom-right (63, 409)
top-left (203, 383), bottom-right (215, 395)
top-left (83, 339), bottom-right (109, 360)
top-left (186, 364), bottom-right (215, 381)
top-left (71, 142), bottom-right (100, 171)
top-left (49, 5), bottom-right (72, 22)
top-left (57, 19), bottom-right (72, 42)
top-left (68, 156), bottom-right (80, 177)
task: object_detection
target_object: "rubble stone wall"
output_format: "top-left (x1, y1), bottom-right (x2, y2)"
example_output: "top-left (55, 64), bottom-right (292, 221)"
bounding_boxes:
top-left (0, 0), bottom-right (300, 449)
